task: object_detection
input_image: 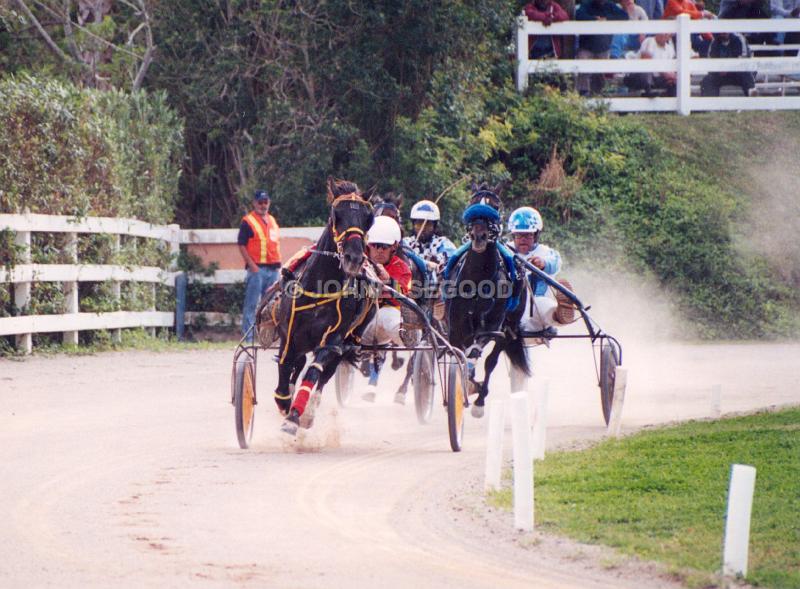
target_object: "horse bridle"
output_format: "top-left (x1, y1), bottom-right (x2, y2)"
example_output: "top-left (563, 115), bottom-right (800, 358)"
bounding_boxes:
top-left (329, 192), bottom-right (374, 255)
top-left (465, 190), bottom-right (503, 243)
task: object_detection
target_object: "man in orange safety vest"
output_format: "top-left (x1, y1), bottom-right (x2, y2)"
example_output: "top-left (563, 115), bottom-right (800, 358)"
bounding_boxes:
top-left (238, 190), bottom-right (281, 340)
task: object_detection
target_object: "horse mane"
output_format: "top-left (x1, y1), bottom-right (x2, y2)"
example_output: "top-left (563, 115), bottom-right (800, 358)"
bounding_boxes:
top-left (468, 182), bottom-right (505, 213)
top-left (371, 191), bottom-right (404, 210)
top-left (326, 176), bottom-right (361, 203)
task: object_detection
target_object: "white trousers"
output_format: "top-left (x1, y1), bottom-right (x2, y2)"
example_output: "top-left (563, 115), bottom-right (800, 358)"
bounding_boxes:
top-left (362, 306), bottom-right (403, 346)
top-left (519, 292), bottom-right (558, 332)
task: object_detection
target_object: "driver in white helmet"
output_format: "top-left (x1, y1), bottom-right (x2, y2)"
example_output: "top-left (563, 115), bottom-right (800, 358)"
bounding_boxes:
top-left (363, 216), bottom-right (412, 345)
top-left (403, 200), bottom-right (457, 273)
top-left (507, 206), bottom-right (574, 332)
top-left (362, 216), bottom-right (412, 402)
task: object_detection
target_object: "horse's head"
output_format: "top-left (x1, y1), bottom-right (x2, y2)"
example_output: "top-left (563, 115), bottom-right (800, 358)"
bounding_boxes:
top-left (463, 187), bottom-right (503, 254)
top-left (327, 177), bottom-right (374, 276)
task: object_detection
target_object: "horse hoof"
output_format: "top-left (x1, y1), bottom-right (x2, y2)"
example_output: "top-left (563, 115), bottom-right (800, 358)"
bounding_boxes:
top-left (362, 384), bottom-right (377, 403)
top-left (281, 419), bottom-right (299, 436)
top-left (281, 410), bottom-right (300, 436)
top-left (391, 357), bottom-right (405, 371)
top-left (394, 391), bottom-right (406, 405)
top-left (471, 404), bottom-right (485, 419)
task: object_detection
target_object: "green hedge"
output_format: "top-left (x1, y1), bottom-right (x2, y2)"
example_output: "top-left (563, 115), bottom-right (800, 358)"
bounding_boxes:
top-left (0, 76), bottom-right (183, 353)
top-left (0, 74), bottom-right (183, 224)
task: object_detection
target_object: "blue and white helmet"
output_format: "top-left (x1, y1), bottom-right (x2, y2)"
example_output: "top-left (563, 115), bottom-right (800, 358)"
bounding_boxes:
top-left (410, 200), bottom-right (440, 222)
top-left (508, 207), bottom-right (543, 234)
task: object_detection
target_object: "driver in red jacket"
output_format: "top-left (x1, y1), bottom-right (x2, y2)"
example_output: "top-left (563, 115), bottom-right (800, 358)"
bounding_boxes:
top-left (361, 216), bottom-right (412, 403)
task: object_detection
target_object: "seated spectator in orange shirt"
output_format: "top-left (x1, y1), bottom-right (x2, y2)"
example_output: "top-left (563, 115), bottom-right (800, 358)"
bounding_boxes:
top-left (525, 0), bottom-right (571, 58)
top-left (663, 0), bottom-right (714, 55)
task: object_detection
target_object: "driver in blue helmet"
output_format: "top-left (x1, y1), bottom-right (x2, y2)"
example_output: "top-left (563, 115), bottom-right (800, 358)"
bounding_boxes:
top-left (507, 206), bottom-right (575, 332)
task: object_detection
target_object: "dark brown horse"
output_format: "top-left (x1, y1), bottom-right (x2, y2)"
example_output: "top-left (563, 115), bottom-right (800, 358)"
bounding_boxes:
top-left (271, 178), bottom-right (378, 435)
top-left (442, 186), bottom-right (529, 416)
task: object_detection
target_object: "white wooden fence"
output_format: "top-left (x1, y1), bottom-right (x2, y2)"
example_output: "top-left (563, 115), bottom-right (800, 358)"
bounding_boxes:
top-left (0, 214), bottom-right (323, 352)
top-left (1, 213), bottom-right (180, 353)
top-left (516, 14), bottom-right (800, 113)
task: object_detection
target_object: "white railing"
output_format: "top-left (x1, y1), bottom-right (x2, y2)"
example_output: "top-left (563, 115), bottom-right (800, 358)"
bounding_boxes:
top-left (1, 213), bottom-right (180, 353)
top-left (178, 226), bottom-right (323, 328)
top-left (1, 214), bottom-right (325, 350)
top-left (516, 14), bottom-right (800, 113)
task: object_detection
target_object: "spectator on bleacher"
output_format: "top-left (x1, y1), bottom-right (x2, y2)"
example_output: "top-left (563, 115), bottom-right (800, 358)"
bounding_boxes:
top-left (719, 0), bottom-right (775, 47)
top-left (575, 0), bottom-right (630, 95)
top-left (637, 0), bottom-right (664, 19)
top-left (700, 32), bottom-right (757, 95)
top-left (611, 0), bottom-right (649, 57)
top-left (525, 0), bottom-right (571, 58)
top-left (624, 33), bottom-right (678, 95)
top-left (663, 0), bottom-right (715, 55)
top-left (770, 0), bottom-right (800, 55)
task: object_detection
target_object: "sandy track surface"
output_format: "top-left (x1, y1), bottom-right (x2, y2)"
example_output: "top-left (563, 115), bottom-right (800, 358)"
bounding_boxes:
top-left (1, 341), bottom-right (798, 588)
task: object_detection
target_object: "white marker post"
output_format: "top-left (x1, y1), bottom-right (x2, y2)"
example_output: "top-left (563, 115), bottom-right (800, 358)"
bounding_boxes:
top-left (532, 380), bottom-right (549, 461)
top-left (723, 464), bottom-right (757, 577)
top-left (511, 392), bottom-right (534, 531)
top-left (484, 400), bottom-right (507, 491)
top-left (711, 384), bottom-right (722, 418)
top-left (606, 367), bottom-right (628, 438)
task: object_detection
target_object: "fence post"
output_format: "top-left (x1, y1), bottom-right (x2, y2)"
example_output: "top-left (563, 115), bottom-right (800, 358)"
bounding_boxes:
top-left (13, 218), bottom-right (32, 354)
top-left (606, 367), bottom-right (628, 438)
top-left (676, 14), bottom-right (692, 115)
top-left (484, 399), bottom-right (507, 491)
top-left (168, 224), bottom-right (183, 340)
top-left (511, 391), bottom-right (534, 531)
top-left (111, 234), bottom-right (122, 343)
top-left (711, 384), bottom-right (722, 418)
top-left (532, 379), bottom-right (549, 460)
top-left (63, 232), bottom-right (79, 346)
top-left (516, 15), bottom-right (529, 92)
top-left (723, 464), bottom-right (757, 577)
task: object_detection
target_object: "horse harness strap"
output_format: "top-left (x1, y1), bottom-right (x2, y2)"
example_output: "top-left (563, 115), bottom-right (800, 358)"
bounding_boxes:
top-left (329, 193), bottom-right (373, 248)
top-left (279, 282), bottom-right (361, 364)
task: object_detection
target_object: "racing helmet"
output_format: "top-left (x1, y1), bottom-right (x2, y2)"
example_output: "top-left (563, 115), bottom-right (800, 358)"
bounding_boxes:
top-left (367, 216), bottom-right (402, 245)
top-left (508, 207), bottom-right (543, 234)
top-left (410, 200), bottom-right (440, 222)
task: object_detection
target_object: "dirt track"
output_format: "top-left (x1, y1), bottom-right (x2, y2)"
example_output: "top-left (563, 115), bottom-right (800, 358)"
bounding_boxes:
top-left (1, 340), bottom-right (798, 588)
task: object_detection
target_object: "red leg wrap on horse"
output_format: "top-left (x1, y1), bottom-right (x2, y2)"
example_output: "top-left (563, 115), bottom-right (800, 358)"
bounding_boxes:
top-left (292, 380), bottom-right (314, 414)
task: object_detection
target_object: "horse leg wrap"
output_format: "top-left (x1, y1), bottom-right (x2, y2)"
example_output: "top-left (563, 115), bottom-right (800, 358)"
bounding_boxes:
top-left (292, 380), bottom-right (314, 415)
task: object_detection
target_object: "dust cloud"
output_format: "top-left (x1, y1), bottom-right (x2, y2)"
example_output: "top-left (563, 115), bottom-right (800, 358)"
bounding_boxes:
top-left (739, 157), bottom-right (800, 288)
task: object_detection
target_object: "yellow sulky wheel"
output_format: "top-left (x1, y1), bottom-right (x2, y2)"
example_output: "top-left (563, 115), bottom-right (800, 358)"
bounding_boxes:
top-left (446, 362), bottom-right (467, 452)
top-left (234, 357), bottom-right (256, 449)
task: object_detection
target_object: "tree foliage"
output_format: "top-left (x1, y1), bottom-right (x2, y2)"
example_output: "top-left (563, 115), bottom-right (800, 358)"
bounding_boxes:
top-left (0, 74), bottom-right (183, 223)
top-left (143, 0), bottom-right (514, 227)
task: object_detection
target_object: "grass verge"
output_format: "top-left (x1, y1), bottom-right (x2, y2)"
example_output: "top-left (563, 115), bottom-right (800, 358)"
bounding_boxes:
top-left (489, 408), bottom-right (800, 588)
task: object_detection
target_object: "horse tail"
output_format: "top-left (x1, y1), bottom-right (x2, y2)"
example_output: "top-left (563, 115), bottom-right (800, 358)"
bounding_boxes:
top-left (340, 343), bottom-right (361, 367)
top-left (504, 330), bottom-right (530, 377)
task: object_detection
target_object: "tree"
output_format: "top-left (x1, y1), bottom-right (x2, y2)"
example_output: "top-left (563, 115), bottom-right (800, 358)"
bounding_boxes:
top-left (2, 0), bottom-right (154, 90)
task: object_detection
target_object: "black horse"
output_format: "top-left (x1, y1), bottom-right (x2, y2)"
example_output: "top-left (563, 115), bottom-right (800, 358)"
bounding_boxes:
top-left (443, 187), bottom-right (529, 416)
top-left (271, 178), bottom-right (377, 434)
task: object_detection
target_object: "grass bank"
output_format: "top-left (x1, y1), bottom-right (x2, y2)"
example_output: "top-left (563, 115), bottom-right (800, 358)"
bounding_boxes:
top-left (489, 408), bottom-right (800, 588)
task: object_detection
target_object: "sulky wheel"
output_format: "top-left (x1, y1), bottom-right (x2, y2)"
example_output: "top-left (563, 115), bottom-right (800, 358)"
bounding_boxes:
top-left (334, 361), bottom-right (355, 407)
top-left (600, 341), bottom-right (620, 426)
top-left (414, 350), bottom-right (436, 424)
top-left (233, 356), bottom-right (256, 449)
top-left (446, 362), bottom-right (467, 452)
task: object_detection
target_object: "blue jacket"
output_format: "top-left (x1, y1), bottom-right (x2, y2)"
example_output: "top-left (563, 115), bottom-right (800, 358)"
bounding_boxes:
top-left (576, 0), bottom-right (629, 53)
